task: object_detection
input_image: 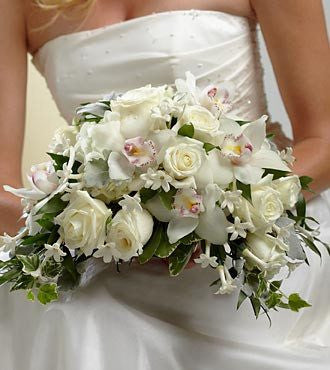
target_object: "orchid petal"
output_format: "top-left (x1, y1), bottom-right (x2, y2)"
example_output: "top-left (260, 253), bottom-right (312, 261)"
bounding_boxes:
top-left (242, 115), bottom-right (267, 152)
top-left (167, 217), bottom-right (199, 244)
top-left (195, 207), bottom-right (228, 244)
top-left (251, 148), bottom-right (291, 171)
top-left (219, 118), bottom-right (242, 136)
top-left (207, 150), bottom-right (234, 187)
top-left (145, 195), bottom-right (172, 222)
top-left (108, 152), bottom-right (134, 180)
top-left (233, 164), bottom-right (264, 184)
top-left (3, 185), bottom-right (45, 200)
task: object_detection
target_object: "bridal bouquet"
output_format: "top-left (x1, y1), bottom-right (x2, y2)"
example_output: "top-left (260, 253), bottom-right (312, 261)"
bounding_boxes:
top-left (0, 72), bottom-right (327, 321)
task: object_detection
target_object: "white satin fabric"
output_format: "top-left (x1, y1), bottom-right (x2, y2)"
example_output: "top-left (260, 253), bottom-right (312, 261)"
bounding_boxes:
top-left (1, 10), bottom-right (330, 370)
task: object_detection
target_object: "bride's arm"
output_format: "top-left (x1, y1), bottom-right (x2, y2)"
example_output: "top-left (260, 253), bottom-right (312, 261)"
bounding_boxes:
top-left (0, 1), bottom-right (27, 234)
top-left (251, 0), bottom-right (330, 199)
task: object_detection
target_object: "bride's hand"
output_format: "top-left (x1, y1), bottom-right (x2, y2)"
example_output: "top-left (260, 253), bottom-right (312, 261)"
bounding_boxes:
top-left (0, 192), bottom-right (24, 235)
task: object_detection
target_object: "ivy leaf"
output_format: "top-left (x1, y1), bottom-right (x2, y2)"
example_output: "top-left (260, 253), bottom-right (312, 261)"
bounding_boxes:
top-left (237, 290), bottom-right (248, 310)
top-left (37, 194), bottom-right (68, 215)
top-left (158, 187), bottom-right (176, 210)
top-left (250, 296), bottom-right (261, 318)
top-left (288, 293), bottom-right (311, 312)
top-left (269, 280), bottom-right (282, 292)
top-left (42, 259), bottom-right (62, 278)
top-left (168, 244), bottom-right (195, 276)
top-left (236, 181), bottom-right (251, 202)
top-left (155, 231), bottom-right (200, 258)
top-left (139, 188), bottom-right (158, 204)
top-left (138, 224), bottom-right (163, 264)
top-left (26, 290), bottom-right (35, 301)
top-left (295, 194), bottom-right (306, 225)
top-left (265, 292), bottom-right (282, 309)
top-left (178, 123), bottom-right (194, 138)
top-left (301, 235), bottom-right (322, 258)
top-left (37, 283), bottom-right (59, 305)
top-left (84, 159), bottom-right (109, 188)
top-left (16, 255), bottom-right (40, 273)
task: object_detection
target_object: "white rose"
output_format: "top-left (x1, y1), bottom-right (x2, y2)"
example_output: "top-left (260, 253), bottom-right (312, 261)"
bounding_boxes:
top-left (107, 208), bottom-right (153, 262)
top-left (56, 191), bottom-right (112, 256)
top-left (75, 112), bottom-right (125, 163)
top-left (163, 141), bottom-right (204, 180)
top-left (49, 126), bottom-right (78, 155)
top-left (177, 105), bottom-right (221, 142)
top-left (111, 85), bottom-right (166, 138)
top-left (243, 233), bottom-right (288, 278)
top-left (272, 175), bottom-right (301, 209)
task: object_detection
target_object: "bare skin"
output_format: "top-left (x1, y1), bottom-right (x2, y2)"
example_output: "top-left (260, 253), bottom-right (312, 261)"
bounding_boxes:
top-left (0, 1), bottom-right (329, 269)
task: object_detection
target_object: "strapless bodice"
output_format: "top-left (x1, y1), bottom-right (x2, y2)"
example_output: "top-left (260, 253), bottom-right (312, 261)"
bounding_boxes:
top-left (32, 9), bottom-right (268, 123)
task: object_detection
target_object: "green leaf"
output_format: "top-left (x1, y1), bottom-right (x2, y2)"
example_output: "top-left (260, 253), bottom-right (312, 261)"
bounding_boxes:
top-left (301, 235), bottom-right (322, 258)
top-left (203, 143), bottom-right (220, 153)
top-left (270, 280), bottom-right (282, 292)
top-left (37, 283), bottom-right (59, 305)
top-left (36, 219), bottom-right (55, 232)
top-left (265, 292), bottom-right (282, 309)
top-left (155, 231), bottom-right (200, 258)
top-left (236, 120), bottom-right (250, 126)
top-left (236, 181), bottom-right (251, 202)
top-left (237, 290), bottom-right (248, 310)
top-left (209, 278), bottom-right (220, 288)
top-left (10, 274), bottom-right (35, 291)
top-left (57, 248), bottom-right (80, 290)
top-left (16, 255), bottom-right (40, 272)
top-left (47, 152), bottom-right (69, 171)
top-left (299, 176), bottom-right (313, 191)
top-left (168, 244), bottom-right (195, 276)
top-left (0, 269), bottom-right (20, 285)
top-left (314, 237), bottom-right (330, 257)
top-left (37, 194), bottom-right (68, 215)
top-left (250, 296), bottom-right (261, 318)
top-left (296, 194), bottom-right (306, 224)
top-left (178, 123), bottom-right (194, 138)
top-left (26, 290), bottom-right (35, 301)
top-left (263, 169), bottom-right (290, 180)
top-left (138, 224), bottom-right (163, 264)
top-left (84, 159), bottom-right (109, 188)
top-left (288, 293), bottom-right (311, 312)
top-left (42, 259), bottom-right (62, 278)
top-left (256, 276), bottom-right (267, 297)
top-left (158, 187), bottom-right (176, 210)
top-left (21, 233), bottom-right (50, 246)
top-left (266, 133), bottom-right (275, 140)
top-left (139, 188), bottom-right (158, 204)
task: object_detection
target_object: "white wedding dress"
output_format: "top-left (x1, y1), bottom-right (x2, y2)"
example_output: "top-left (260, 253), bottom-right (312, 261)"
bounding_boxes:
top-left (1, 10), bottom-right (330, 370)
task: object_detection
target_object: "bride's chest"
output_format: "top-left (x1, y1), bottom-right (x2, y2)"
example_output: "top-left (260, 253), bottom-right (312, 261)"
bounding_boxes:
top-left (25, 0), bottom-right (255, 54)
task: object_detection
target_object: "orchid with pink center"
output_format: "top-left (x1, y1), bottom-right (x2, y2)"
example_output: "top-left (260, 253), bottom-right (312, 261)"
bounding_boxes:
top-left (108, 136), bottom-right (157, 181)
top-left (146, 184), bottom-right (229, 245)
top-left (206, 115), bottom-right (291, 186)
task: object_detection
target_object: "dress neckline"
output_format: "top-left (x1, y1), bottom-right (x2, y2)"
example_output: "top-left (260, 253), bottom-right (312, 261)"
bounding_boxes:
top-left (31, 9), bottom-right (250, 59)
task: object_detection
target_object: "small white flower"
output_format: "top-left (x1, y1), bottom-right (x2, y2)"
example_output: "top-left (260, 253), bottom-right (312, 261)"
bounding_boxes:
top-left (279, 147), bottom-right (295, 165)
top-left (214, 264), bottom-right (237, 295)
top-left (0, 229), bottom-right (28, 255)
top-left (140, 168), bottom-right (173, 192)
top-left (94, 243), bottom-right (119, 263)
top-left (220, 189), bottom-right (242, 213)
top-left (194, 242), bottom-right (218, 268)
top-left (150, 97), bottom-right (175, 123)
top-left (44, 240), bottom-right (67, 262)
top-left (226, 217), bottom-right (252, 241)
top-left (118, 194), bottom-right (142, 212)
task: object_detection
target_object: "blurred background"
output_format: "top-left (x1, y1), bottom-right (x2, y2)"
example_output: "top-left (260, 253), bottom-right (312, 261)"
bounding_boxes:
top-left (22, 1), bottom-right (330, 181)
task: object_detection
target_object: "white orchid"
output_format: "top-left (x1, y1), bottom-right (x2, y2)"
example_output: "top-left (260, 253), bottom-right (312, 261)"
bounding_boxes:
top-left (207, 116), bottom-right (291, 185)
top-left (146, 184), bottom-right (229, 245)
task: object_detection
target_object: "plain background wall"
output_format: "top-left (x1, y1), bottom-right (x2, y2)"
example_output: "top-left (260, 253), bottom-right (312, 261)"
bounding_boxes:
top-left (22, 1), bottom-right (330, 182)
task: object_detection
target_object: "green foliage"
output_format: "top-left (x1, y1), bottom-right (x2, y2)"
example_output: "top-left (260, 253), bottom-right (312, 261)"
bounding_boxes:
top-left (138, 224), bottom-right (163, 264)
top-left (168, 244), bottom-right (195, 276)
top-left (37, 194), bottom-right (68, 215)
top-left (178, 123), bottom-right (194, 138)
top-left (237, 290), bottom-right (248, 310)
top-left (299, 176), bottom-right (313, 192)
top-left (16, 255), bottom-right (40, 273)
top-left (203, 143), bottom-right (220, 153)
top-left (236, 181), bottom-right (251, 202)
top-left (263, 169), bottom-right (290, 180)
top-left (47, 152), bottom-right (81, 173)
top-left (288, 293), bottom-right (311, 312)
top-left (57, 249), bottom-right (80, 290)
top-left (26, 290), bottom-right (35, 301)
top-left (158, 187), bottom-right (177, 210)
top-left (21, 233), bottom-right (50, 246)
top-left (37, 284), bottom-right (58, 305)
top-left (84, 159), bottom-right (109, 188)
top-left (10, 274), bottom-right (35, 291)
top-left (139, 188), bottom-right (158, 204)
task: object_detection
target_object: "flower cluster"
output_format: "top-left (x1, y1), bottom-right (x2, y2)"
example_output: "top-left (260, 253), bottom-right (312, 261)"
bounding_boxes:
top-left (0, 72), bottom-right (326, 320)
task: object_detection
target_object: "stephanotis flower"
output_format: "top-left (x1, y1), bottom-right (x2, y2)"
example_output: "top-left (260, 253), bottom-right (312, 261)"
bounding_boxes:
top-left (194, 242), bottom-right (218, 268)
top-left (207, 115), bottom-right (291, 185)
top-left (146, 184), bottom-right (229, 244)
top-left (214, 264), bottom-right (237, 295)
top-left (108, 136), bottom-right (157, 181)
top-left (140, 168), bottom-right (173, 192)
